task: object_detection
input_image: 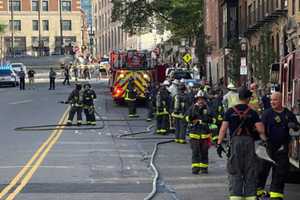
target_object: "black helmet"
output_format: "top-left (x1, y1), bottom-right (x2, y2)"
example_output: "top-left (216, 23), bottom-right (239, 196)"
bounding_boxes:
top-left (75, 83), bottom-right (82, 90)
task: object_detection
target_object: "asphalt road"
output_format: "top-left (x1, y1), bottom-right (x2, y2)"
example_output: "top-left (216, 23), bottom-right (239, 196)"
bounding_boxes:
top-left (0, 81), bottom-right (299, 200)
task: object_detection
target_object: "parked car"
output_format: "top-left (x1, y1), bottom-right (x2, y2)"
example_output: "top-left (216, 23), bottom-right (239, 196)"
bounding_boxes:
top-left (0, 64), bottom-right (19, 87)
top-left (11, 63), bottom-right (27, 75)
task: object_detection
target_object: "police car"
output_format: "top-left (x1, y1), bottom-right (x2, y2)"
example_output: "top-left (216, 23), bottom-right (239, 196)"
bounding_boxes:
top-left (0, 64), bottom-right (19, 87)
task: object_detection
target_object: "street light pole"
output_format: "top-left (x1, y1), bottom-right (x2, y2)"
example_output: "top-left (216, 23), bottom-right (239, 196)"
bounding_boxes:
top-left (59, 0), bottom-right (64, 55)
top-left (38, 0), bottom-right (42, 56)
top-left (10, 0), bottom-right (14, 57)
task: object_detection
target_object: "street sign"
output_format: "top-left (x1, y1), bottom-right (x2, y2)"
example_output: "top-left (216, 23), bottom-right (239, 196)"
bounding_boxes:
top-left (183, 53), bottom-right (192, 63)
top-left (240, 65), bottom-right (247, 75)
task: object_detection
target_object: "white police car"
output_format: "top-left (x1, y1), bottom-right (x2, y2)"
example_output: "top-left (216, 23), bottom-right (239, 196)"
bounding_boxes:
top-left (0, 64), bottom-right (19, 87)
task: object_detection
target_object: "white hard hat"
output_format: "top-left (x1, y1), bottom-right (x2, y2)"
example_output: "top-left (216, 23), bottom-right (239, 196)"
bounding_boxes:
top-left (162, 80), bottom-right (170, 86)
top-left (195, 90), bottom-right (205, 99)
top-left (180, 78), bottom-right (185, 83)
top-left (227, 83), bottom-right (236, 90)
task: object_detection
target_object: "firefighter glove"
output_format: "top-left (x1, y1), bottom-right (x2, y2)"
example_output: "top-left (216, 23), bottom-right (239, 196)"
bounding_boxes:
top-left (216, 144), bottom-right (225, 158)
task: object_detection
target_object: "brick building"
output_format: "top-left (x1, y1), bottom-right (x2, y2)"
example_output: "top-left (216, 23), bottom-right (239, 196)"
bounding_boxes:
top-left (0, 0), bottom-right (82, 56)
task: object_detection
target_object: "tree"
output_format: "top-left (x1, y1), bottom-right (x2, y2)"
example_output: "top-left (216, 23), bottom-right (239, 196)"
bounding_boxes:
top-left (249, 25), bottom-right (276, 87)
top-left (111, 0), bottom-right (205, 63)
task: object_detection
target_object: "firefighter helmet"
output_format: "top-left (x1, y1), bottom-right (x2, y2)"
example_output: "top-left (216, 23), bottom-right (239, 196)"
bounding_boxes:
top-left (162, 80), bottom-right (170, 86)
top-left (227, 83), bottom-right (236, 90)
top-left (195, 90), bottom-right (205, 99)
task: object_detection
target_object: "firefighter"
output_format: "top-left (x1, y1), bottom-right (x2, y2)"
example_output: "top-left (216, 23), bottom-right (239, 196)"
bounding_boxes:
top-left (65, 83), bottom-right (84, 126)
top-left (63, 64), bottom-right (71, 85)
top-left (49, 68), bottom-right (57, 90)
top-left (156, 80), bottom-right (171, 134)
top-left (172, 83), bottom-right (190, 144)
top-left (145, 83), bottom-right (157, 121)
top-left (210, 90), bottom-right (224, 143)
top-left (83, 83), bottom-right (97, 125)
top-left (125, 77), bottom-right (138, 118)
top-left (223, 83), bottom-right (239, 111)
top-left (217, 86), bottom-right (267, 200)
top-left (257, 92), bottom-right (300, 200)
top-left (185, 90), bottom-right (215, 174)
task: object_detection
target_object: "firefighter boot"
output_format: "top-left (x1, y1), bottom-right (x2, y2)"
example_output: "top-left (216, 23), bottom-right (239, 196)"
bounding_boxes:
top-left (200, 168), bottom-right (208, 174)
top-left (192, 167), bottom-right (200, 175)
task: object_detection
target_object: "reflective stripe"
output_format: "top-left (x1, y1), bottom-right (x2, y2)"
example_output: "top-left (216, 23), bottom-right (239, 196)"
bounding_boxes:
top-left (172, 113), bottom-right (184, 119)
top-left (256, 189), bottom-right (267, 196)
top-left (199, 163), bottom-right (208, 168)
top-left (270, 192), bottom-right (284, 198)
top-left (244, 196), bottom-right (256, 200)
top-left (185, 116), bottom-right (190, 122)
top-left (229, 196), bottom-right (243, 200)
top-left (217, 115), bottom-right (223, 121)
top-left (160, 129), bottom-right (167, 133)
top-left (192, 163), bottom-right (201, 168)
top-left (209, 124), bottom-right (218, 130)
top-left (189, 133), bottom-right (211, 139)
top-left (189, 134), bottom-right (201, 139)
top-left (174, 139), bottom-right (180, 143)
top-left (178, 139), bottom-right (186, 144)
top-left (212, 136), bottom-right (218, 141)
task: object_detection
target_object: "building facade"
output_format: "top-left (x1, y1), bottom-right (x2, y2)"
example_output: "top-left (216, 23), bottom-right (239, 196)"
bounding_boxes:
top-left (0, 0), bottom-right (82, 56)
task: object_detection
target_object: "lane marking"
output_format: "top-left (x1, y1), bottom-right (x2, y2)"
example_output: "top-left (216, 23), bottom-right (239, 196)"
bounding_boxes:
top-left (6, 121), bottom-right (67, 200)
top-left (9, 100), bottom-right (33, 105)
top-left (0, 107), bottom-right (69, 199)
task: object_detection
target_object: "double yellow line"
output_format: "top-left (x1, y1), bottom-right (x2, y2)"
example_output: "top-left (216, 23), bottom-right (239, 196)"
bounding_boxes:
top-left (0, 108), bottom-right (70, 200)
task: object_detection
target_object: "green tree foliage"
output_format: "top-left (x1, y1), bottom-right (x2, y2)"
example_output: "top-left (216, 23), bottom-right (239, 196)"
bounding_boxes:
top-left (227, 39), bottom-right (241, 85)
top-left (111, 0), bottom-right (205, 63)
top-left (250, 26), bottom-right (276, 87)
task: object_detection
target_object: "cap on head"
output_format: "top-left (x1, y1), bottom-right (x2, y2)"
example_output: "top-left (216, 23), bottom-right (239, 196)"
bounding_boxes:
top-left (238, 86), bottom-right (252, 99)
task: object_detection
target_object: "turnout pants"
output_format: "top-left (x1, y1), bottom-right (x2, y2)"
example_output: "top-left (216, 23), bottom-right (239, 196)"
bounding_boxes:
top-left (127, 100), bottom-right (137, 117)
top-left (84, 105), bottom-right (96, 125)
top-left (228, 136), bottom-right (256, 200)
top-left (257, 151), bottom-right (289, 199)
top-left (156, 113), bottom-right (169, 134)
top-left (174, 117), bottom-right (187, 143)
top-left (190, 138), bottom-right (209, 173)
top-left (67, 106), bottom-right (82, 124)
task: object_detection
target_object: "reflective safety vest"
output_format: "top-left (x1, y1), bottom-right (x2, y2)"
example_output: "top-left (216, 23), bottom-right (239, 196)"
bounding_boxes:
top-left (249, 93), bottom-right (261, 112)
top-left (125, 89), bottom-right (136, 101)
top-left (227, 93), bottom-right (239, 108)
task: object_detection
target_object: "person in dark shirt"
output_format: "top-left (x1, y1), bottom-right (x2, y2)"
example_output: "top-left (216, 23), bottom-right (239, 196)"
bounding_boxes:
top-left (257, 92), bottom-right (299, 200)
top-left (217, 87), bottom-right (267, 200)
top-left (27, 68), bottom-right (35, 89)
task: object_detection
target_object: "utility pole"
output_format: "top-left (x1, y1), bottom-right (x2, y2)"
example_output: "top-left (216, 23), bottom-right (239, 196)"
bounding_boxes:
top-left (38, 0), bottom-right (42, 56)
top-left (59, 0), bottom-right (64, 55)
top-left (10, 0), bottom-right (14, 57)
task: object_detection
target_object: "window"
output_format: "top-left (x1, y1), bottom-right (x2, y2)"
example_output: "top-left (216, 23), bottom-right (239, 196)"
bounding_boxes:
top-left (42, 20), bottom-right (49, 31)
top-left (42, 1), bottom-right (48, 11)
top-left (9, 0), bottom-right (21, 11)
top-left (62, 20), bottom-right (72, 30)
top-left (292, 0), bottom-right (296, 15)
top-left (32, 0), bottom-right (38, 11)
top-left (32, 20), bottom-right (38, 31)
top-left (62, 1), bottom-right (71, 11)
top-left (9, 20), bottom-right (21, 31)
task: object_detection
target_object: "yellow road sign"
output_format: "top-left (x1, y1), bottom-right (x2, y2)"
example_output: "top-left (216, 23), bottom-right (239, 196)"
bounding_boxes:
top-left (183, 53), bottom-right (192, 63)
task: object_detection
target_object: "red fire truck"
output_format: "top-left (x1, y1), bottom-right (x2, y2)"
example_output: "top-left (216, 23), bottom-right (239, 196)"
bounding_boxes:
top-left (273, 50), bottom-right (300, 173)
top-left (109, 50), bottom-right (166, 103)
